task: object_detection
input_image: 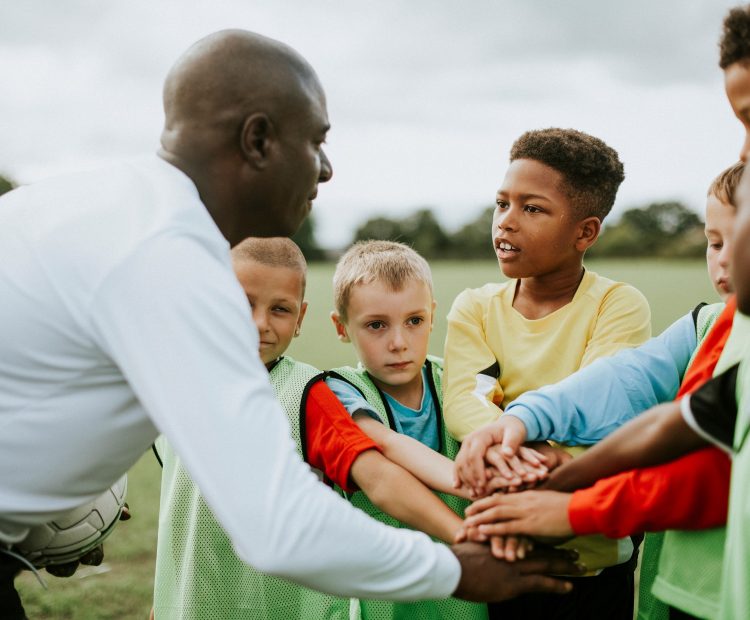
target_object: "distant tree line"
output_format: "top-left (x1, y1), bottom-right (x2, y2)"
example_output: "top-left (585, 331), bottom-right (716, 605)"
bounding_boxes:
top-left (0, 172), bottom-right (705, 262)
top-left (344, 201), bottom-right (706, 261)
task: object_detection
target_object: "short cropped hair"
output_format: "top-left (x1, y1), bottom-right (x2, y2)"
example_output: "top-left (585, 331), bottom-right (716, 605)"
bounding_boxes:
top-left (708, 161), bottom-right (745, 206)
top-left (231, 237), bottom-right (307, 295)
top-left (509, 128), bottom-right (625, 222)
top-left (333, 240), bottom-right (433, 321)
top-left (720, 5), bottom-right (750, 69)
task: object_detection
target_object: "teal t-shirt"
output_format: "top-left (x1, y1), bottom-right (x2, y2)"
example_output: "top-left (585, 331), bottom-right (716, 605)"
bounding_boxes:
top-left (326, 367), bottom-right (440, 450)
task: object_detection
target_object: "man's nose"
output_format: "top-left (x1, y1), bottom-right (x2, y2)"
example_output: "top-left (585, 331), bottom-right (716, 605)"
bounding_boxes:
top-left (319, 148), bottom-right (333, 183)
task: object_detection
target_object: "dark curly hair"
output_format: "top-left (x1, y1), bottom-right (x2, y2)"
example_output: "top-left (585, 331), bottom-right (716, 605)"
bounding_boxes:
top-left (509, 128), bottom-right (625, 222)
top-left (720, 5), bottom-right (750, 69)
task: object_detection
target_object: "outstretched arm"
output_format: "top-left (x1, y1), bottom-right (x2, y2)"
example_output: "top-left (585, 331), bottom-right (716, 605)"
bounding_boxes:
top-left (544, 400), bottom-right (706, 493)
top-left (505, 312), bottom-right (696, 444)
top-left (350, 450), bottom-right (463, 543)
top-left (462, 446), bottom-right (731, 540)
top-left (355, 415), bottom-right (473, 498)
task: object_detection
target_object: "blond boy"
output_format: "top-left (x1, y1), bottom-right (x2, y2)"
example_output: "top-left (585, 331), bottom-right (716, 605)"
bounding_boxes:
top-left (153, 238), bottom-right (472, 619)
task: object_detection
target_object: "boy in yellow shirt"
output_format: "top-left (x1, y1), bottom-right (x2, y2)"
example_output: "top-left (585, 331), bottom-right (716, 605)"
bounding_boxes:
top-left (443, 128), bottom-right (651, 620)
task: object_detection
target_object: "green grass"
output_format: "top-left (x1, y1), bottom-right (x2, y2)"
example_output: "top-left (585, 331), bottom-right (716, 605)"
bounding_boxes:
top-left (15, 259), bottom-right (717, 618)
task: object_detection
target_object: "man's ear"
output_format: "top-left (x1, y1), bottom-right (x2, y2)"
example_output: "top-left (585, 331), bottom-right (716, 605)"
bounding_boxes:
top-left (240, 113), bottom-right (275, 169)
top-left (330, 311), bottom-right (350, 343)
top-left (575, 216), bottom-right (601, 252)
top-left (295, 301), bottom-right (308, 337)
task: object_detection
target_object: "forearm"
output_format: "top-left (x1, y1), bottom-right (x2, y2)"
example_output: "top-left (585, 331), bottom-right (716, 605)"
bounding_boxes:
top-left (354, 451), bottom-right (463, 544)
top-left (506, 313), bottom-right (696, 444)
top-left (93, 245), bottom-right (461, 601)
top-left (546, 402), bottom-right (706, 492)
top-left (443, 299), bottom-right (504, 441)
top-left (569, 447), bottom-right (730, 538)
top-left (356, 416), bottom-right (471, 498)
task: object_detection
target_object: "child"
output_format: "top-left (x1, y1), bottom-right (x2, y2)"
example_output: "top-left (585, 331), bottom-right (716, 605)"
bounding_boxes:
top-left (468, 162), bottom-right (743, 620)
top-left (456, 159), bottom-right (744, 620)
top-left (152, 238), bottom-right (474, 619)
top-left (443, 127), bottom-right (651, 619)
top-left (326, 240), bottom-right (496, 620)
top-left (706, 163), bottom-right (741, 302)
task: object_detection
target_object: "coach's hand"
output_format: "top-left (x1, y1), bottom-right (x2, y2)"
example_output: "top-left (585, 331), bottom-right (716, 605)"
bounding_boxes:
top-left (451, 542), bottom-right (582, 602)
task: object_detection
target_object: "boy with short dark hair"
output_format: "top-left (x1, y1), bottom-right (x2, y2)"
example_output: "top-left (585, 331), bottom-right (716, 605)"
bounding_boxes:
top-left (153, 238), bottom-right (471, 619)
top-left (443, 128), bottom-right (651, 619)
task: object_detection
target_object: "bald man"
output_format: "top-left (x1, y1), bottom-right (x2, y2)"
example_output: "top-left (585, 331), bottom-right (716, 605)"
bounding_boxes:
top-left (0, 30), bottom-right (578, 618)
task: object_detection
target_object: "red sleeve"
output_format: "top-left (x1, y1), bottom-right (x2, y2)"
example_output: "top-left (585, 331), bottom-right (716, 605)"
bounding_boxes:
top-left (568, 446), bottom-right (730, 538)
top-left (304, 381), bottom-right (381, 493)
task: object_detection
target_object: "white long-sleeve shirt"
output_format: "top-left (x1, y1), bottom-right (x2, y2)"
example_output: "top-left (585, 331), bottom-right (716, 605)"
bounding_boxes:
top-left (0, 155), bottom-right (460, 599)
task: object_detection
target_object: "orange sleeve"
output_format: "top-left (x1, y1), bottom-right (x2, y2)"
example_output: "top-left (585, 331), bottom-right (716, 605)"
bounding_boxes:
top-left (568, 446), bottom-right (730, 538)
top-left (303, 381), bottom-right (381, 493)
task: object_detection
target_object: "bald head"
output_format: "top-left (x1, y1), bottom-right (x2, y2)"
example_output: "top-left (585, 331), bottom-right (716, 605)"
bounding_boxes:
top-left (161, 30), bottom-right (318, 158)
top-left (158, 30), bottom-right (332, 246)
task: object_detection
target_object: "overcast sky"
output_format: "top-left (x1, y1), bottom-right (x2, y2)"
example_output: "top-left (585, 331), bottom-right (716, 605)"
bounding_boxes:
top-left (0, 0), bottom-right (744, 247)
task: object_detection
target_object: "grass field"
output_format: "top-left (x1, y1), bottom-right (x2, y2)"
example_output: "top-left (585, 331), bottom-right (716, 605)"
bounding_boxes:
top-left (16, 259), bottom-right (719, 619)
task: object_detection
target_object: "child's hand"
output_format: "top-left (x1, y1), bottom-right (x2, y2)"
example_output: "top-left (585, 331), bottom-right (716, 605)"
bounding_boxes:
top-left (524, 442), bottom-right (574, 473)
top-left (484, 444), bottom-right (549, 489)
top-left (463, 490), bottom-right (575, 540)
top-left (489, 535), bottom-right (534, 561)
top-left (454, 415), bottom-right (529, 496)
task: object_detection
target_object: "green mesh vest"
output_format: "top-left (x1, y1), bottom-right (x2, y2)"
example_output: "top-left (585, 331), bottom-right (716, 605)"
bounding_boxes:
top-left (638, 302), bottom-right (725, 620)
top-left (329, 356), bottom-right (488, 620)
top-left (153, 356), bottom-right (352, 620)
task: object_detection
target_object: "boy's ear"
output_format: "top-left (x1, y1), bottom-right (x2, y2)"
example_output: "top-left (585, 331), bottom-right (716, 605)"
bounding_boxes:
top-left (295, 301), bottom-right (308, 337)
top-left (240, 113), bottom-right (276, 169)
top-left (430, 299), bottom-right (437, 332)
top-left (330, 311), bottom-right (350, 343)
top-left (575, 216), bottom-right (601, 252)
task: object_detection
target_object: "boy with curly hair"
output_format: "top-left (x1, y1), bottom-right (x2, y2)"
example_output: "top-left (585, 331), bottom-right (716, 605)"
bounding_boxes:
top-left (443, 128), bottom-right (651, 619)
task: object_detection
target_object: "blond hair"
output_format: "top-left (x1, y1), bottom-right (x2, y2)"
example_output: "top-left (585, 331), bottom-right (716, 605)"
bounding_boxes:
top-left (708, 161), bottom-right (745, 207)
top-left (333, 240), bottom-right (433, 321)
top-left (231, 237), bottom-right (307, 294)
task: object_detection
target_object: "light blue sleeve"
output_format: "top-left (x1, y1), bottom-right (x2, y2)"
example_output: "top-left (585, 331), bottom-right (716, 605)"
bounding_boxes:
top-left (505, 312), bottom-right (697, 445)
top-left (325, 377), bottom-right (382, 422)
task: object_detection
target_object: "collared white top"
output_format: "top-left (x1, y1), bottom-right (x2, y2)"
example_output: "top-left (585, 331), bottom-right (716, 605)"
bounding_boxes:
top-left (0, 156), bottom-right (460, 599)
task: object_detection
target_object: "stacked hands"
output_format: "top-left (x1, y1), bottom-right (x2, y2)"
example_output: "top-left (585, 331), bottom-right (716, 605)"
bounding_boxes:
top-left (453, 415), bottom-right (576, 563)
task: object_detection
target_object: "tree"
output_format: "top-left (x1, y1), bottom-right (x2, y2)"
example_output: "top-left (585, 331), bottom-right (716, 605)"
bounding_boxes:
top-left (449, 207), bottom-right (495, 259)
top-left (291, 215), bottom-right (326, 261)
top-left (352, 208), bottom-right (451, 258)
top-left (354, 216), bottom-right (405, 245)
top-left (591, 201), bottom-right (704, 258)
top-left (0, 174), bottom-right (15, 197)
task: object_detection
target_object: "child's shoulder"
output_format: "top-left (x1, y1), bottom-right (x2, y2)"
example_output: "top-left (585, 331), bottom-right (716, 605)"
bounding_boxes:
top-left (581, 270), bottom-right (649, 308)
top-left (451, 281), bottom-right (513, 310)
top-left (271, 356), bottom-right (322, 377)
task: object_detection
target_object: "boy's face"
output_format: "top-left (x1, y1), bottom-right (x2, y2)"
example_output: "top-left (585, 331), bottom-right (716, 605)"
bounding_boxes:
top-left (733, 170), bottom-right (750, 315)
top-left (233, 260), bottom-right (307, 366)
top-left (705, 194), bottom-right (736, 301)
top-left (493, 159), bottom-right (597, 279)
top-left (331, 279), bottom-right (435, 394)
top-left (725, 60), bottom-right (750, 162)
